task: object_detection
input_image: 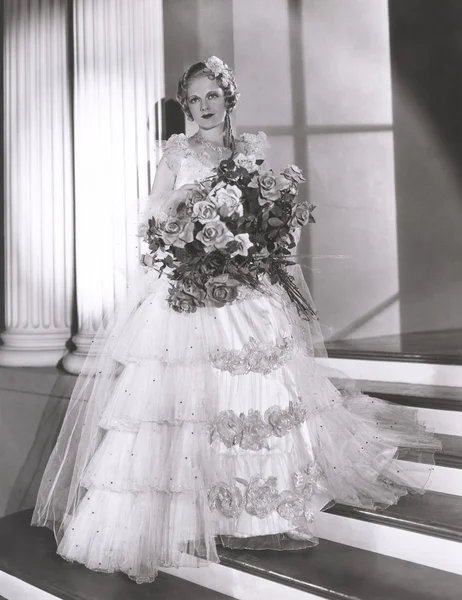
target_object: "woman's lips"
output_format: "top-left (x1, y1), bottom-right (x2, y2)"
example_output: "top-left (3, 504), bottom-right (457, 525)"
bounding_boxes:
top-left (202, 113), bottom-right (214, 119)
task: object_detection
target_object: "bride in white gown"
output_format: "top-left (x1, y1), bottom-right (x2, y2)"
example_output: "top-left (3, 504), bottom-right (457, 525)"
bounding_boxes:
top-left (32, 56), bottom-right (441, 584)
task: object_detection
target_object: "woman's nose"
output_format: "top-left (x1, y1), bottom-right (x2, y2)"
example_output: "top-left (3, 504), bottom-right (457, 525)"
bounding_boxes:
top-left (200, 100), bottom-right (209, 112)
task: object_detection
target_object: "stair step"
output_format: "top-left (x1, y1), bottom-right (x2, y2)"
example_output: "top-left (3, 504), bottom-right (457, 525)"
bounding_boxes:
top-left (331, 378), bottom-right (462, 436)
top-left (398, 433), bottom-right (462, 469)
top-left (0, 511), bottom-right (233, 600)
top-left (218, 538), bottom-right (462, 600)
top-left (326, 490), bottom-right (462, 542)
top-left (3, 510), bottom-right (460, 600)
top-left (325, 329), bottom-right (462, 365)
top-left (357, 380), bottom-right (462, 400)
top-left (366, 391), bottom-right (461, 412)
top-left (342, 379), bottom-right (462, 411)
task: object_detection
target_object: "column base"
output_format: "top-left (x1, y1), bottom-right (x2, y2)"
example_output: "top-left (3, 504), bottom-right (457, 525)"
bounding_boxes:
top-left (0, 331), bottom-right (68, 367)
top-left (61, 331), bottom-right (104, 375)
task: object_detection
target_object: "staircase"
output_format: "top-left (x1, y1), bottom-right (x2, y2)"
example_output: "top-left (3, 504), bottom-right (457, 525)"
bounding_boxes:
top-left (0, 355), bottom-right (462, 599)
top-left (158, 376), bottom-right (462, 600)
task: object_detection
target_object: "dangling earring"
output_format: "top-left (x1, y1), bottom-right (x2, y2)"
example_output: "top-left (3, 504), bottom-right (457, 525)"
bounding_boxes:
top-left (223, 111), bottom-right (235, 152)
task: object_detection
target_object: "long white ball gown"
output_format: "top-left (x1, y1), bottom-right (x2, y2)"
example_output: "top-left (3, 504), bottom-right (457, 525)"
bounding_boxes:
top-left (32, 131), bottom-right (441, 583)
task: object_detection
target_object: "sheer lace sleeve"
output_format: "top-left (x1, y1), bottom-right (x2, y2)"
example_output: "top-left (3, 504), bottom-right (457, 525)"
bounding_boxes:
top-left (139, 134), bottom-right (189, 226)
top-left (238, 131), bottom-right (270, 160)
top-left (139, 158), bottom-right (175, 226)
top-left (161, 133), bottom-right (189, 174)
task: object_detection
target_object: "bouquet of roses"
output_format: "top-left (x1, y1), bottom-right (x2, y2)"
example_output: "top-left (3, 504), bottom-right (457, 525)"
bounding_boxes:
top-left (138, 153), bottom-right (316, 320)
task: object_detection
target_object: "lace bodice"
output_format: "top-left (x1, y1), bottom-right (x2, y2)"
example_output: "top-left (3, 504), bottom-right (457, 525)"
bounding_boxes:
top-left (140, 131), bottom-right (269, 227)
top-left (162, 131), bottom-right (269, 189)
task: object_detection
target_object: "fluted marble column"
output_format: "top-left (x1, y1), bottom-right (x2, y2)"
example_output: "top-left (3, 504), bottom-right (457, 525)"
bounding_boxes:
top-left (62, 0), bottom-right (164, 374)
top-left (0, 0), bottom-right (74, 367)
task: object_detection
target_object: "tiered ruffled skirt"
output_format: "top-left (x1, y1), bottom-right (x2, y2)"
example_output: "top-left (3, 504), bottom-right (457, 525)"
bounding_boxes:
top-left (33, 269), bottom-right (441, 583)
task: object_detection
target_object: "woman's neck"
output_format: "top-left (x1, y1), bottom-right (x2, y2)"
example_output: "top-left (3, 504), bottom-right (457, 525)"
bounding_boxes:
top-left (196, 124), bottom-right (225, 147)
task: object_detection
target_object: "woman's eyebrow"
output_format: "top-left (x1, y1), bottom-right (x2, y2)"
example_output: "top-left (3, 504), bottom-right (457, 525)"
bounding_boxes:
top-left (188, 89), bottom-right (218, 99)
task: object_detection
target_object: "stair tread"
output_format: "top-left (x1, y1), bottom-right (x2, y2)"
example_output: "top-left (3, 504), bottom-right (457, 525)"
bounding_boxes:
top-left (218, 537), bottom-right (462, 600)
top-left (325, 328), bottom-right (462, 364)
top-left (2, 506), bottom-right (461, 600)
top-left (327, 490), bottom-right (462, 541)
top-left (356, 380), bottom-right (462, 400)
top-left (328, 379), bottom-right (462, 411)
top-left (0, 510), bottom-right (233, 600)
top-left (398, 433), bottom-right (462, 468)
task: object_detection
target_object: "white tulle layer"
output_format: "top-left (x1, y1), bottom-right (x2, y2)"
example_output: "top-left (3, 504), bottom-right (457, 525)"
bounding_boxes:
top-left (34, 269), bottom-right (441, 584)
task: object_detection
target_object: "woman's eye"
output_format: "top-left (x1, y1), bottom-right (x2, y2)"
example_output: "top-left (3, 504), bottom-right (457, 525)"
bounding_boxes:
top-left (189, 97), bottom-right (198, 104)
top-left (208, 93), bottom-right (218, 99)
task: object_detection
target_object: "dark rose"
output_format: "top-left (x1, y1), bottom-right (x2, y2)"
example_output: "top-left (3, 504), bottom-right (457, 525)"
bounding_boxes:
top-left (160, 217), bottom-right (195, 248)
top-left (206, 274), bottom-right (240, 307)
top-left (291, 202), bottom-right (315, 228)
top-left (218, 158), bottom-right (239, 179)
top-left (282, 165), bottom-right (306, 183)
top-left (168, 289), bottom-right (198, 313)
top-left (182, 280), bottom-right (206, 306)
top-left (168, 281), bottom-right (206, 313)
top-left (258, 172), bottom-right (292, 204)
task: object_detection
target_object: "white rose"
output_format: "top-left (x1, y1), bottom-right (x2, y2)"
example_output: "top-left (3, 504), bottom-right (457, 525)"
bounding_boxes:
top-left (234, 153), bottom-right (257, 172)
top-left (192, 200), bottom-right (219, 224)
top-left (196, 221), bottom-right (234, 252)
top-left (230, 233), bottom-right (253, 258)
top-left (212, 184), bottom-right (243, 218)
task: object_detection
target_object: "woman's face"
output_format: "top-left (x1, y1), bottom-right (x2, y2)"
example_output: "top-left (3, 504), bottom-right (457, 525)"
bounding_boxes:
top-left (187, 76), bottom-right (226, 131)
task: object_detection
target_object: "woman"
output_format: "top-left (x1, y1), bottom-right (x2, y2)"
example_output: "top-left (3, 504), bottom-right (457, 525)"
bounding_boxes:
top-left (32, 57), bottom-right (441, 584)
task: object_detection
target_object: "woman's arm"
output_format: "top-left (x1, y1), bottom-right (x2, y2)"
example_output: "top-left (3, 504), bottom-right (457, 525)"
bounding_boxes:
top-left (141, 156), bottom-right (199, 225)
top-left (139, 157), bottom-right (176, 225)
top-left (150, 156), bottom-right (176, 196)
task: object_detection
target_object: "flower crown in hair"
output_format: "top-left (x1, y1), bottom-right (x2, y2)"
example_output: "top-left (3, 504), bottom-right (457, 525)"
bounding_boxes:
top-left (204, 56), bottom-right (232, 87)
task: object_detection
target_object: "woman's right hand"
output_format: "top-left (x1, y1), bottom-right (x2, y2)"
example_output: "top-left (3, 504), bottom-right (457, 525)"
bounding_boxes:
top-left (171, 183), bottom-right (198, 202)
top-left (168, 184), bottom-right (200, 214)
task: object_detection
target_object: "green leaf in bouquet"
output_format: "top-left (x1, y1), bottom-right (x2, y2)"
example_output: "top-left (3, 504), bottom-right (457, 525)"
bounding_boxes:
top-left (174, 248), bottom-right (187, 262)
top-left (247, 188), bottom-right (260, 203)
top-left (226, 239), bottom-right (241, 253)
top-left (164, 255), bottom-right (174, 268)
top-left (190, 239), bottom-right (205, 252)
top-left (268, 217), bottom-right (284, 227)
top-left (239, 174), bottom-right (252, 187)
top-left (271, 204), bottom-right (283, 217)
